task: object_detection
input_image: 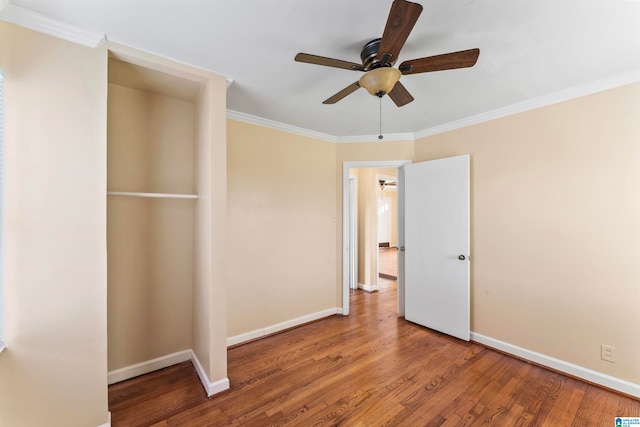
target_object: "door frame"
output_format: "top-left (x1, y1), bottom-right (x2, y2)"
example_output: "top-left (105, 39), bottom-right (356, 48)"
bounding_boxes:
top-left (342, 160), bottom-right (412, 315)
top-left (348, 176), bottom-right (358, 290)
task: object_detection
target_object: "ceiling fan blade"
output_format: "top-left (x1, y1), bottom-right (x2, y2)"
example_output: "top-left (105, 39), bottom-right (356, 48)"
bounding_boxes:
top-left (323, 82), bottom-right (361, 104)
top-left (378, 0), bottom-right (423, 66)
top-left (388, 81), bottom-right (414, 107)
top-left (399, 48), bottom-right (480, 75)
top-left (295, 53), bottom-right (365, 71)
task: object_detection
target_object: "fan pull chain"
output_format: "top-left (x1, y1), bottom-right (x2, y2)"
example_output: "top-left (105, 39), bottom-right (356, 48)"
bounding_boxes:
top-left (378, 96), bottom-right (383, 140)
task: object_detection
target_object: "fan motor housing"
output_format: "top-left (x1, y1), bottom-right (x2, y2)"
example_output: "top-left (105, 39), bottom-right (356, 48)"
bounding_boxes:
top-left (361, 38), bottom-right (386, 71)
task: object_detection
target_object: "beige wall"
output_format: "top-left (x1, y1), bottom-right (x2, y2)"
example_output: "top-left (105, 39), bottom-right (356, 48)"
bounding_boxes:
top-left (107, 83), bottom-right (195, 370)
top-left (201, 74), bottom-right (228, 383)
top-left (415, 82), bottom-right (640, 384)
top-left (0, 22), bottom-right (108, 426)
top-left (354, 168), bottom-right (378, 288)
top-left (227, 120), bottom-right (337, 338)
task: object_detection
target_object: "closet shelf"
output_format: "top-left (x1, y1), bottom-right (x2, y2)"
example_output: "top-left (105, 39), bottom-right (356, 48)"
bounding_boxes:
top-left (107, 191), bottom-right (198, 199)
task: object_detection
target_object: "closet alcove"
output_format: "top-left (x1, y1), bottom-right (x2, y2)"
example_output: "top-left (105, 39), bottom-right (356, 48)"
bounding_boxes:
top-left (106, 49), bottom-right (227, 394)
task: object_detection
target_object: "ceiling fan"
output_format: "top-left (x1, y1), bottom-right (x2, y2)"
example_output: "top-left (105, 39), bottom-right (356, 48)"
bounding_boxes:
top-left (379, 179), bottom-right (397, 189)
top-left (295, 0), bottom-right (480, 107)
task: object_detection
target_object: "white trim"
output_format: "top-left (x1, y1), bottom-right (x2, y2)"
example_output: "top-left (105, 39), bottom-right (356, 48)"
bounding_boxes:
top-left (227, 307), bottom-right (342, 347)
top-left (107, 350), bottom-right (192, 385)
top-left (396, 167), bottom-right (405, 316)
top-left (348, 176), bottom-right (358, 290)
top-left (0, 4), bottom-right (105, 48)
top-left (190, 350), bottom-right (230, 397)
top-left (107, 349), bottom-right (230, 397)
top-left (0, 4), bottom-right (634, 140)
top-left (226, 109), bottom-right (412, 143)
top-left (358, 283), bottom-right (377, 292)
top-left (337, 133), bottom-right (414, 143)
top-left (107, 191), bottom-right (198, 199)
top-left (415, 68), bottom-right (640, 139)
top-left (0, 70), bottom-right (4, 351)
top-left (471, 332), bottom-right (640, 399)
top-left (227, 110), bottom-right (337, 143)
top-left (227, 68), bottom-right (640, 143)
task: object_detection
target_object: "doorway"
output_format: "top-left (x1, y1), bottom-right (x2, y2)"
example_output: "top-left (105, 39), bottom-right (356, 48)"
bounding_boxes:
top-left (377, 173), bottom-right (398, 282)
top-left (341, 160), bottom-right (411, 316)
top-left (343, 156), bottom-right (471, 341)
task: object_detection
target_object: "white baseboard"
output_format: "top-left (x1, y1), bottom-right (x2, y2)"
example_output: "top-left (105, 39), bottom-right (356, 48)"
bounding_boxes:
top-left (227, 307), bottom-right (342, 347)
top-left (471, 332), bottom-right (640, 398)
top-left (107, 349), bottom-right (230, 398)
top-left (108, 350), bottom-right (192, 385)
top-left (358, 283), bottom-right (377, 292)
top-left (190, 349), bottom-right (230, 397)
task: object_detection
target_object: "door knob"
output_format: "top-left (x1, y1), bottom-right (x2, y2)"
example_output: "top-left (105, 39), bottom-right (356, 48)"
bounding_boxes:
top-left (399, 247), bottom-right (405, 252)
top-left (458, 255), bottom-right (466, 260)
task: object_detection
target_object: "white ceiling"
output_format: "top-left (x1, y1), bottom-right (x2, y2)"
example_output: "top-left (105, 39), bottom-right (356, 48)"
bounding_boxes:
top-left (8, 0), bottom-right (640, 139)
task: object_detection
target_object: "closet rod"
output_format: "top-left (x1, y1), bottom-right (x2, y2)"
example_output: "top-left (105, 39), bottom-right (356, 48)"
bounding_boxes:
top-left (107, 191), bottom-right (198, 199)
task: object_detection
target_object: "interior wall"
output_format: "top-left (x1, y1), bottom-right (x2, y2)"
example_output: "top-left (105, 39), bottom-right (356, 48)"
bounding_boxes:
top-left (414, 82), bottom-right (640, 385)
top-left (0, 21), bottom-right (109, 427)
top-left (227, 119), bottom-right (337, 338)
top-left (203, 74), bottom-right (228, 383)
top-left (107, 83), bottom-right (195, 370)
top-left (354, 168), bottom-right (377, 288)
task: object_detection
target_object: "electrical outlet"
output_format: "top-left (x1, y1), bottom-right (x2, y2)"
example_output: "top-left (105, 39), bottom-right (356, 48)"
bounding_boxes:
top-left (601, 344), bottom-right (616, 363)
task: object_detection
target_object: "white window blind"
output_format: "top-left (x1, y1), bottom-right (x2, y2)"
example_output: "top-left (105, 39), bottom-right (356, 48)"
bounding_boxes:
top-left (0, 69), bottom-right (5, 353)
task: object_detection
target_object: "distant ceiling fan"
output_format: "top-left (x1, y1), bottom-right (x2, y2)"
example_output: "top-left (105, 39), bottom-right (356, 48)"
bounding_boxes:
top-left (379, 179), bottom-right (397, 189)
top-left (295, 0), bottom-right (480, 107)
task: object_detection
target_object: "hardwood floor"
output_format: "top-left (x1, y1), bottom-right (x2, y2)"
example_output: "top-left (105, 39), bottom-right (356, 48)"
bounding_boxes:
top-left (109, 282), bottom-right (639, 426)
top-left (378, 247), bottom-right (397, 280)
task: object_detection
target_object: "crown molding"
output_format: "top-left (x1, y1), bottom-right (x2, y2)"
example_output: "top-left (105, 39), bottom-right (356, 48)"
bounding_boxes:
top-left (227, 110), bottom-right (338, 143)
top-left (226, 110), bottom-right (412, 143)
top-left (231, 68), bottom-right (640, 144)
top-left (415, 68), bottom-right (640, 140)
top-left (336, 133), bottom-right (414, 143)
top-left (0, 4), bottom-right (105, 48)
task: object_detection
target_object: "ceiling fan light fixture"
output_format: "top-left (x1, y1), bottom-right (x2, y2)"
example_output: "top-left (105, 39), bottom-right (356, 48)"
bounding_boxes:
top-left (359, 67), bottom-right (401, 97)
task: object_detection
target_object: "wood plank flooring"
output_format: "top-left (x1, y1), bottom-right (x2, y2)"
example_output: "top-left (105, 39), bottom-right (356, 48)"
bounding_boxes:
top-left (109, 281), bottom-right (640, 426)
top-left (378, 247), bottom-right (397, 280)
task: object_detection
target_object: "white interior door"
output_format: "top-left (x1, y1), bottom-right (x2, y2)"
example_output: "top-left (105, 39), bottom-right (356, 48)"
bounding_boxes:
top-left (403, 155), bottom-right (470, 341)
